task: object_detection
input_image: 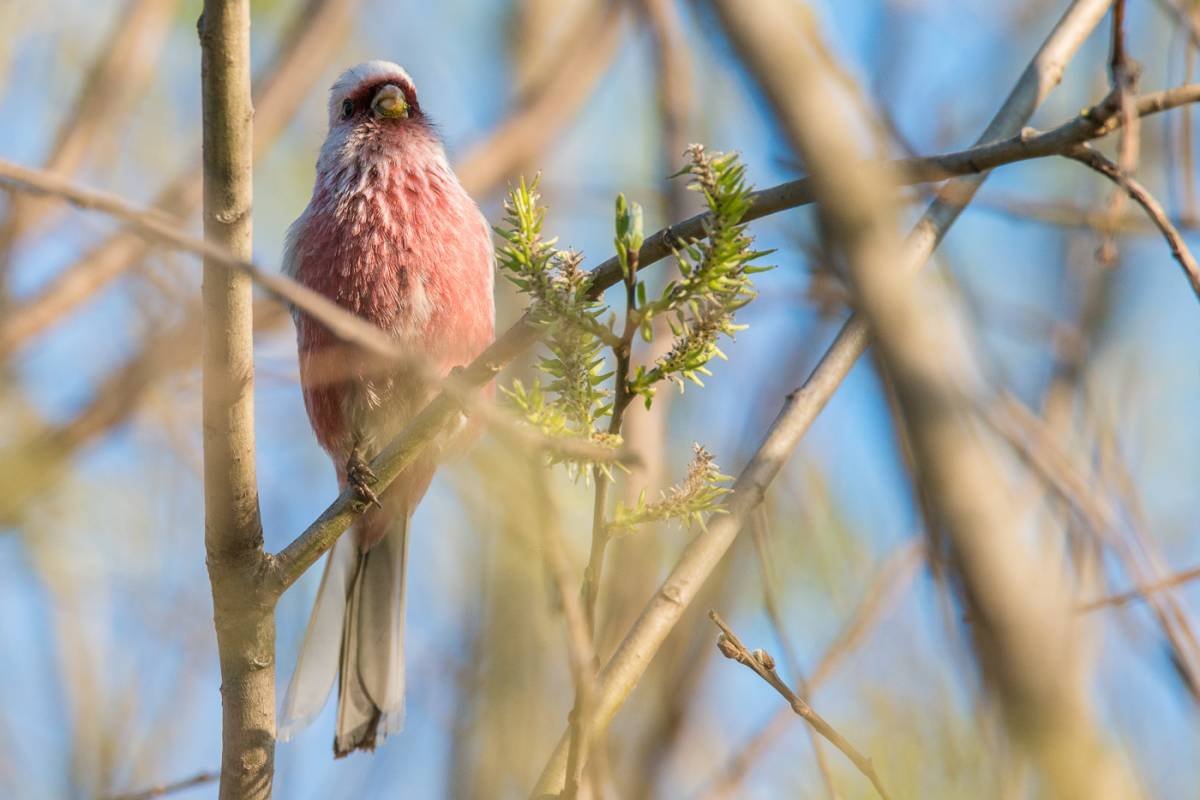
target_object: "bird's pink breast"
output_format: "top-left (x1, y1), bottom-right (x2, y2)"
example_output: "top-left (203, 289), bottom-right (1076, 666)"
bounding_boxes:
top-left (290, 130), bottom-right (494, 466)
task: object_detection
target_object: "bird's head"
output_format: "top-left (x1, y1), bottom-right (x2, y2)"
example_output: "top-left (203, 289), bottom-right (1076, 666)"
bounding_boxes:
top-left (327, 60), bottom-right (423, 133)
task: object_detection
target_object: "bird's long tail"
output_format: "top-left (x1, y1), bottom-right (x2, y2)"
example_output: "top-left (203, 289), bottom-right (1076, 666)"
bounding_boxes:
top-left (279, 513), bottom-right (410, 756)
top-left (335, 513), bottom-right (409, 755)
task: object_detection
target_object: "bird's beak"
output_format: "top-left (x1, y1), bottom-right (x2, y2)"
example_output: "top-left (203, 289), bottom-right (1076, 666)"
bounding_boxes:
top-left (371, 84), bottom-right (409, 119)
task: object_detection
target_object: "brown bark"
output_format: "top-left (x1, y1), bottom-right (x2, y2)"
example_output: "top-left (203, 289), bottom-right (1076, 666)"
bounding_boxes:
top-left (198, 2), bottom-right (273, 798)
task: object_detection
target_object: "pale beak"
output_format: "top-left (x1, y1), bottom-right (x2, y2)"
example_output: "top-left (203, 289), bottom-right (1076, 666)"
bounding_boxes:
top-left (371, 84), bottom-right (409, 119)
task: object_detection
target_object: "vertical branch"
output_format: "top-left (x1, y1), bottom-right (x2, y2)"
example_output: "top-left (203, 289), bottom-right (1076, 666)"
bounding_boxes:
top-left (1181, 20), bottom-right (1198, 224)
top-left (596, 0), bottom-right (695, 680)
top-left (581, 213), bottom-right (642, 634)
top-left (569, 235), bottom-right (640, 788)
top-left (198, 2), bottom-right (272, 799)
top-left (535, 461), bottom-right (601, 800)
top-left (1094, 0), bottom-right (1141, 269)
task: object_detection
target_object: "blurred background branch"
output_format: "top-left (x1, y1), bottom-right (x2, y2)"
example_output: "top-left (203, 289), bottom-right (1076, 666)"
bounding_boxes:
top-left (4, 0), bottom-right (1200, 797)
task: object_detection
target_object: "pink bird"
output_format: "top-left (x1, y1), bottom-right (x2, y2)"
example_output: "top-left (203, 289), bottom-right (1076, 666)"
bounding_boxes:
top-left (279, 61), bottom-right (495, 756)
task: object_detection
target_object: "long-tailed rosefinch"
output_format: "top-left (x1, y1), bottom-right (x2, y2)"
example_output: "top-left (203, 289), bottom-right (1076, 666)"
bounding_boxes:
top-left (278, 61), bottom-right (495, 756)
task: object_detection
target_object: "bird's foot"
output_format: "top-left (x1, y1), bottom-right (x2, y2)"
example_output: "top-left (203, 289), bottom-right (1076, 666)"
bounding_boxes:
top-left (346, 449), bottom-right (382, 511)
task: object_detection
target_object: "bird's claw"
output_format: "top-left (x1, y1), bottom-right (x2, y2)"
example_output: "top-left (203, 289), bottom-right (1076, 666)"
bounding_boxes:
top-left (347, 451), bottom-right (382, 511)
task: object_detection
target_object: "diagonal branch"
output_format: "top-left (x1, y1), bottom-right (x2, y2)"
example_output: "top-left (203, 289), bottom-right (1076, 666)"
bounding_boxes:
top-left (1081, 563), bottom-right (1200, 611)
top-left (1063, 144), bottom-right (1200, 296)
top-left (699, 540), bottom-right (922, 799)
top-left (708, 611), bottom-right (891, 800)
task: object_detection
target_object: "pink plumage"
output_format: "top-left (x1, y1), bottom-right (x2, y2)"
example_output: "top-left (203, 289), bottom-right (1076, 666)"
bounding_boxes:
top-left (279, 61), bottom-right (494, 756)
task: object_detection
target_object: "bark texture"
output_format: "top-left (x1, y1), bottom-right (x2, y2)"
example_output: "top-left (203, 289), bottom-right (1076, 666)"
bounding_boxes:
top-left (199, 2), bottom-right (274, 798)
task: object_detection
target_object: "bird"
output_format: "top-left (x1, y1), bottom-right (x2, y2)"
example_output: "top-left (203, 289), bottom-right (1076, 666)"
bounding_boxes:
top-left (278, 60), bottom-right (495, 756)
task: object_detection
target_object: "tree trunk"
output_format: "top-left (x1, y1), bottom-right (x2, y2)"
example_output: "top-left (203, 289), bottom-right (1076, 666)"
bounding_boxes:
top-left (199, 1), bottom-right (274, 798)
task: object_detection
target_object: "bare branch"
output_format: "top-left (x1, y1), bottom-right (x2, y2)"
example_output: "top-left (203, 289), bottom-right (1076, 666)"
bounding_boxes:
top-left (746, 507), bottom-right (839, 799)
top-left (103, 771), bottom-right (219, 800)
top-left (700, 541), bottom-right (922, 800)
top-left (531, 464), bottom-right (601, 800)
top-left (1063, 144), bottom-right (1200, 297)
top-left (1081, 564), bottom-right (1200, 611)
top-left (708, 611), bottom-right (891, 800)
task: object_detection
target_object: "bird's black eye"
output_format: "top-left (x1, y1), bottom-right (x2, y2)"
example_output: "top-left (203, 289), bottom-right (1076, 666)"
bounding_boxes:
top-left (341, 99), bottom-right (354, 119)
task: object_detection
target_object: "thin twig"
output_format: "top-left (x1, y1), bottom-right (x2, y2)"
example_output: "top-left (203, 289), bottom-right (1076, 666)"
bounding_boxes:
top-left (700, 540), bottom-right (922, 800)
top-left (707, 612), bottom-right (891, 800)
top-left (581, 245), bottom-right (641, 635)
top-left (986, 393), bottom-right (1200, 695)
top-left (615, 0), bottom-right (695, 528)
top-left (103, 771), bottom-right (219, 800)
top-left (1063, 144), bottom-right (1200, 298)
top-left (747, 506), bottom-right (839, 799)
top-left (1109, 0), bottom-right (1141, 186)
top-left (531, 460), bottom-right (600, 800)
top-left (1081, 564), bottom-right (1200, 611)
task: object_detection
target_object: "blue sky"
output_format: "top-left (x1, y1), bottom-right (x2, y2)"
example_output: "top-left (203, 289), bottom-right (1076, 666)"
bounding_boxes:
top-left (3, 1), bottom-right (1200, 797)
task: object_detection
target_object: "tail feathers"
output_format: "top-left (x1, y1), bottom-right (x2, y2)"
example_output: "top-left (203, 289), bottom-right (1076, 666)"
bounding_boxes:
top-left (279, 532), bottom-right (358, 740)
top-left (334, 514), bottom-right (410, 757)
